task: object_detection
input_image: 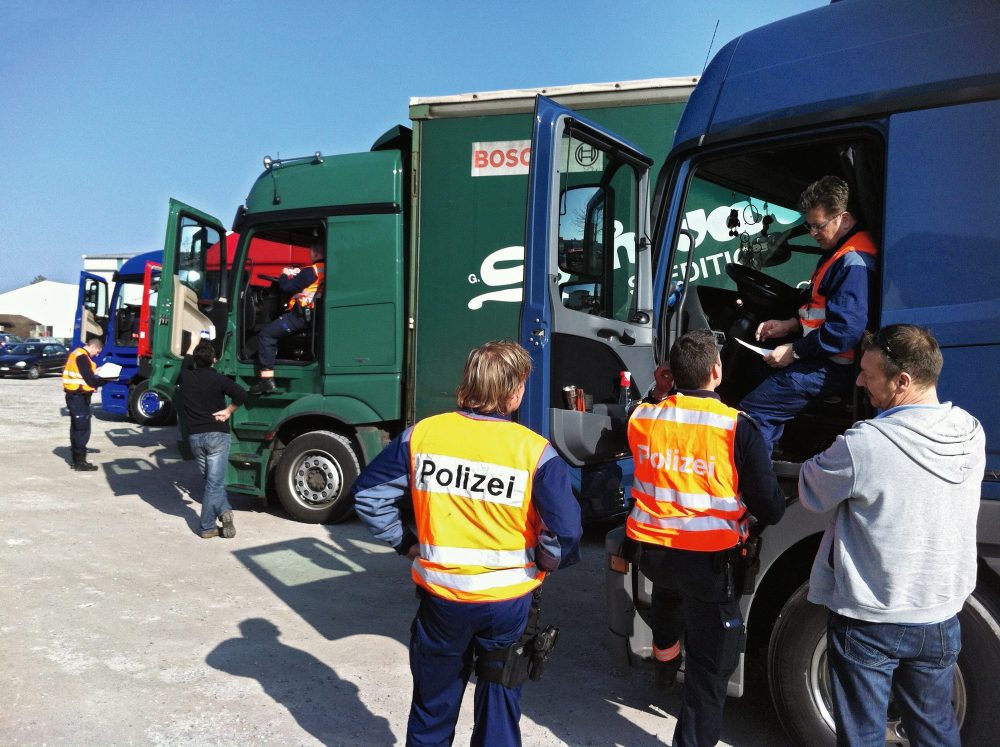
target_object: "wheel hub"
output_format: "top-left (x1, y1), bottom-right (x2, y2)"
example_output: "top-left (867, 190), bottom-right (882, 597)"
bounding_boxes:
top-left (293, 453), bottom-right (342, 506)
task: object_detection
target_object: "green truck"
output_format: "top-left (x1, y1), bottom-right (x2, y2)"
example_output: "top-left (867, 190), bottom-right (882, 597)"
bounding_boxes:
top-left (150, 77), bottom-right (806, 525)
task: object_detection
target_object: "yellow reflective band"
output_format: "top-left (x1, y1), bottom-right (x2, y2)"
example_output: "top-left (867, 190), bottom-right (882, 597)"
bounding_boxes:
top-left (419, 543), bottom-right (535, 567)
top-left (631, 478), bottom-right (741, 513)
top-left (629, 508), bottom-right (739, 535)
top-left (631, 406), bottom-right (736, 431)
top-left (412, 562), bottom-right (540, 591)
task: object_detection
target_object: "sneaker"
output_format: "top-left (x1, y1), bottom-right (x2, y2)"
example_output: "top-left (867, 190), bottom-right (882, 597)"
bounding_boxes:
top-left (220, 511), bottom-right (236, 539)
top-left (654, 656), bottom-right (682, 691)
top-left (199, 528), bottom-right (220, 539)
top-left (249, 378), bottom-right (276, 395)
top-left (72, 460), bottom-right (99, 472)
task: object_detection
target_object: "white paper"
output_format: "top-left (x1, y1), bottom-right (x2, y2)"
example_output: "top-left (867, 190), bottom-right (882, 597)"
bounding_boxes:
top-left (95, 362), bottom-right (123, 379)
top-left (735, 338), bottom-right (772, 357)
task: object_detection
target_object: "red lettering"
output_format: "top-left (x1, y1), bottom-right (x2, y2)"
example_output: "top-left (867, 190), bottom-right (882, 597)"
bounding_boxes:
top-left (489, 150), bottom-right (505, 167)
top-left (506, 148), bottom-right (519, 167)
top-left (520, 147), bottom-right (531, 166)
top-left (473, 150), bottom-right (488, 169)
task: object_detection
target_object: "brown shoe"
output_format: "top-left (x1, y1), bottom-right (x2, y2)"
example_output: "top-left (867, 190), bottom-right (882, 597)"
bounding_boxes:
top-left (220, 511), bottom-right (236, 539)
top-left (199, 528), bottom-right (220, 539)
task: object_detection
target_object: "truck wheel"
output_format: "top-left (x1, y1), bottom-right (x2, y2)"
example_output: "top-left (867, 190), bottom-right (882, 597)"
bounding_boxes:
top-left (27, 365), bottom-right (40, 380)
top-left (128, 380), bottom-right (174, 427)
top-left (275, 430), bottom-right (358, 524)
top-left (767, 582), bottom-right (1000, 745)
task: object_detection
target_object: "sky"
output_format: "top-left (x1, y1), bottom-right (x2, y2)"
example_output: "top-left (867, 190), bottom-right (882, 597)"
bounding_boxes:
top-left (0, 0), bottom-right (825, 292)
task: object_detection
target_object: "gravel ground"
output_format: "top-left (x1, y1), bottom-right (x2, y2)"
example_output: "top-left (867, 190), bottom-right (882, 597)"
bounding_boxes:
top-left (0, 375), bottom-right (792, 746)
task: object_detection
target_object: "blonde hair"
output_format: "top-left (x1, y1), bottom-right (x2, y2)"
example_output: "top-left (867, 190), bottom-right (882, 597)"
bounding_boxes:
top-left (455, 340), bottom-right (532, 415)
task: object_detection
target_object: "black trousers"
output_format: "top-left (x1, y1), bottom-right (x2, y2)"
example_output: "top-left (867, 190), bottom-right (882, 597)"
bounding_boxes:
top-left (65, 391), bottom-right (92, 461)
top-left (639, 544), bottom-right (744, 747)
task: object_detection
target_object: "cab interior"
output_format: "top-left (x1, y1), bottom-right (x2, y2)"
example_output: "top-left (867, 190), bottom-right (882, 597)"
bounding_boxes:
top-left (662, 134), bottom-right (884, 462)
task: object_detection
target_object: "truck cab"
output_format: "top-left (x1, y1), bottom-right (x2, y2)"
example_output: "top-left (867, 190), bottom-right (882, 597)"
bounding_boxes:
top-left (72, 250), bottom-right (173, 425)
top-left (521, 1), bottom-right (1000, 743)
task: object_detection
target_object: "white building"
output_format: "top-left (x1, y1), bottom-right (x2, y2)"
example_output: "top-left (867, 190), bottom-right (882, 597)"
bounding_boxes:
top-left (82, 252), bottom-right (138, 284)
top-left (0, 280), bottom-right (78, 341)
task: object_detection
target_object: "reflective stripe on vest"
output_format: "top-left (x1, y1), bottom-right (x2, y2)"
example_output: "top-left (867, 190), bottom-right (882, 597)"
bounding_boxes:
top-left (798, 231), bottom-right (877, 364)
top-left (409, 412), bottom-right (549, 602)
top-left (287, 262), bottom-right (325, 310)
top-left (62, 348), bottom-right (96, 393)
top-left (626, 395), bottom-right (745, 552)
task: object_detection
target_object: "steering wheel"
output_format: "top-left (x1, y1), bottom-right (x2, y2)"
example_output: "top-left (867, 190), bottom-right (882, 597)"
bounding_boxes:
top-left (725, 262), bottom-right (802, 313)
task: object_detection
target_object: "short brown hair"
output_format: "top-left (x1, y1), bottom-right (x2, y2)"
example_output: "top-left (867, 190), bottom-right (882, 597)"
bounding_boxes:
top-left (669, 329), bottom-right (719, 389)
top-left (192, 340), bottom-right (216, 368)
top-left (862, 324), bottom-right (943, 387)
top-left (455, 340), bottom-right (532, 414)
top-left (798, 175), bottom-right (850, 217)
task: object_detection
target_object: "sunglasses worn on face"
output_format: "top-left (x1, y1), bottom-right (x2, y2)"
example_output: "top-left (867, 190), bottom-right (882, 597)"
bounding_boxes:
top-left (804, 213), bottom-right (843, 233)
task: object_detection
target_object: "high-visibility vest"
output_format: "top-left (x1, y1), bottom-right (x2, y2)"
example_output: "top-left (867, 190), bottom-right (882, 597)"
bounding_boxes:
top-left (409, 411), bottom-right (549, 603)
top-left (798, 231), bottom-right (877, 364)
top-left (626, 395), bottom-right (745, 552)
top-left (62, 348), bottom-right (96, 393)
top-left (286, 262), bottom-right (325, 310)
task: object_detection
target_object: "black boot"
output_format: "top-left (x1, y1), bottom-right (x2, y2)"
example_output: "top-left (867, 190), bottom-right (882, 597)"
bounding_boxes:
top-left (654, 656), bottom-right (682, 691)
top-left (72, 458), bottom-right (99, 472)
top-left (249, 378), bottom-right (276, 395)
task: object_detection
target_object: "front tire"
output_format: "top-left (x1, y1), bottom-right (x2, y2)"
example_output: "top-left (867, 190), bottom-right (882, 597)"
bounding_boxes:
top-left (128, 379), bottom-right (174, 427)
top-left (27, 365), bottom-right (40, 380)
top-left (275, 430), bottom-right (359, 524)
top-left (767, 582), bottom-right (1000, 745)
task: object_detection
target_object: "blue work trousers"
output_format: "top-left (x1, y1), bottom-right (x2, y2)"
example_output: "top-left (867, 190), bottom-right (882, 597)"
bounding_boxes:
top-left (257, 310), bottom-right (308, 370)
top-left (407, 590), bottom-right (532, 747)
top-left (189, 431), bottom-right (232, 533)
top-left (65, 391), bottom-right (93, 461)
top-left (739, 359), bottom-right (855, 452)
top-left (827, 612), bottom-right (961, 747)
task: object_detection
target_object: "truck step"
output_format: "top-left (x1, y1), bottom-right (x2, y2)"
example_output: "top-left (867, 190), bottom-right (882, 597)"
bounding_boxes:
top-left (227, 482), bottom-right (261, 493)
top-left (228, 452), bottom-right (263, 465)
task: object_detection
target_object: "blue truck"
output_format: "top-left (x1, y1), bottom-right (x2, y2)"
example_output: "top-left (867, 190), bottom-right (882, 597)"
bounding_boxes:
top-left (518, 0), bottom-right (1000, 743)
top-left (72, 250), bottom-right (174, 425)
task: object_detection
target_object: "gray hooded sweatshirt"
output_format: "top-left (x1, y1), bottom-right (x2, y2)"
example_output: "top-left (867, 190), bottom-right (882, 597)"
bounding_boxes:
top-left (799, 402), bottom-right (985, 623)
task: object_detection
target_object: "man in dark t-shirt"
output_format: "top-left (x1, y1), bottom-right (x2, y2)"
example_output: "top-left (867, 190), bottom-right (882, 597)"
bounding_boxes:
top-left (178, 341), bottom-right (248, 538)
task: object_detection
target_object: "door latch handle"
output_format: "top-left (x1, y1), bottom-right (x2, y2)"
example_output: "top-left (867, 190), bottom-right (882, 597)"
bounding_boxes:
top-left (597, 328), bottom-right (636, 345)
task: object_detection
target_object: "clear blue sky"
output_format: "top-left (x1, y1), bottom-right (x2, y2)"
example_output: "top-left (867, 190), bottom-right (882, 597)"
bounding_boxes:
top-left (0, 0), bottom-right (824, 292)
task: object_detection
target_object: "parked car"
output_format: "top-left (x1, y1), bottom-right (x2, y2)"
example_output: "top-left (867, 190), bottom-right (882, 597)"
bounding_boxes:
top-left (1, 333), bottom-right (24, 349)
top-left (0, 343), bottom-right (69, 379)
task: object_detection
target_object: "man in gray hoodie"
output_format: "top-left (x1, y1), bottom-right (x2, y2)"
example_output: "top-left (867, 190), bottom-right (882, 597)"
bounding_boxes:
top-left (799, 324), bottom-right (985, 746)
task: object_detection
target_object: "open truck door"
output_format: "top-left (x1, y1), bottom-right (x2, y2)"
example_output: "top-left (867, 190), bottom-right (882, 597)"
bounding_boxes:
top-left (522, 95), bottom-right (656, 518)
top-left (149, 199), bottom-right (228, 397)
top-left (72, 272), bottom-right (109, 350)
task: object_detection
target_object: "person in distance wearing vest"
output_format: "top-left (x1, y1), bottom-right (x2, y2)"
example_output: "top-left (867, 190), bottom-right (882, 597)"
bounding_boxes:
top-left (740, 175), bottom-right (878, 454)
top-left (62, 337), bottom-right (108, 472)
top-left (248, 240), bottom-right (325, 395)
top-left (627, 329), bottom-right (784, 747)
top-left (353, 340), bottom-right (583, 747)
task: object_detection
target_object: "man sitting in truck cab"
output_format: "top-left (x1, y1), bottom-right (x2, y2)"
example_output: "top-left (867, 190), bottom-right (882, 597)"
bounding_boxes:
top-left (249, 241), bottom-right (325, 395)
top-left (739, 176), bottom-right (877, 453)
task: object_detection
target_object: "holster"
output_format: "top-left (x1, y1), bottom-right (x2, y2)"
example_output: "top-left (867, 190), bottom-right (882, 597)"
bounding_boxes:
top-left (731, 533), bottom-right (763, 596)
top-left (475, 588), bottom-right (559, 687)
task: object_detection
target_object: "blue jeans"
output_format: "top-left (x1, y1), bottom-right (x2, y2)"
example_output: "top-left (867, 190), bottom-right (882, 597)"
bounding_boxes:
top-left (189, 431), bottom-right (231, 533)
top-left (739, 359), bottom-right (855, 452)
top-left (827, 611), bottom-right (961, 747)
top-left (407, 591), bottom-right (532, 747)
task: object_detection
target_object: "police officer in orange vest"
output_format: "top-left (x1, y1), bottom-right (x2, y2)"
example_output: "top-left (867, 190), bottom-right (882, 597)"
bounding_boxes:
top-left (740, 175), bottom-right (878, 453)
top-left (62, 337), bottom-right (107, 471)
top-left (353, 340), bottom-right (582, 746)
top-left (249, 240), bottom-right (325, 395)
top-left (627, 330), bottom-right (784, 747)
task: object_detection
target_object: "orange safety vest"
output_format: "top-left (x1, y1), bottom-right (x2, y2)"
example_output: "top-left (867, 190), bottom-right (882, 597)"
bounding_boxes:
top-left (408, 411), bottom-right (549, 603)
top-left (798, 231), bottom-right (877, 364)
top-left (626, 395), bottom-right (745, 552)
top-left (286, 262), bottom-right (325, 310)
top-left (62, 347), bottom-right (97, 393)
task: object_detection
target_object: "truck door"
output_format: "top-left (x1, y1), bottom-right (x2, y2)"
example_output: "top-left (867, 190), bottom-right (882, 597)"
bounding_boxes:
top-left (72, 272), bottom-right (109, 350)
top-left (522, 95), bottom-right (655, 472)
top-left (149, 199), bottom-right (228, 395)
top-left (137, 261), bottom-right (162, 361)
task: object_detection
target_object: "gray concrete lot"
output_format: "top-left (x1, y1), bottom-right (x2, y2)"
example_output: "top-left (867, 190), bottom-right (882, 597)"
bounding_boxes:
top-left (1, 376), bottom-right (791, 746)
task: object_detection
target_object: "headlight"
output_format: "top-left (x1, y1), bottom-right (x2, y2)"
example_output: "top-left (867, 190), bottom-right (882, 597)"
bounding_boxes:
top-left (14, 361), bottom-right (25, 368)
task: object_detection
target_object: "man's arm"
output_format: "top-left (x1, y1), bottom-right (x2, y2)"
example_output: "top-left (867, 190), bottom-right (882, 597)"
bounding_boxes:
top-left (352, 428), bottom-right (418, 555)
top-left (531, 446), bottom-right (583, 572)
top-left (76, 355), bottom-right (104, 389)
top-left (278, 265), bottom-right (318, 295)
top-left (794, 256), bottom-right (873, 360)
top-left (798, 433), bottom-right (857, 513)
top-left (735, 415), bottom-right (785, 526)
